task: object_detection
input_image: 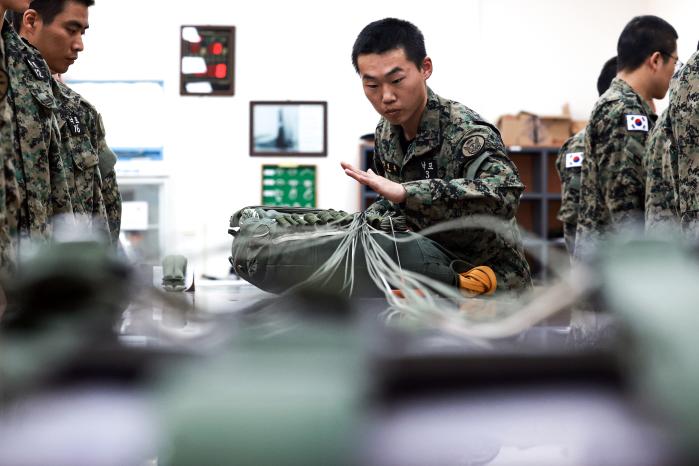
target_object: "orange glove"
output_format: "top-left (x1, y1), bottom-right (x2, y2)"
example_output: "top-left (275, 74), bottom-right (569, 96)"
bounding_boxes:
top-left (458, 266), bottom-right (497, 296)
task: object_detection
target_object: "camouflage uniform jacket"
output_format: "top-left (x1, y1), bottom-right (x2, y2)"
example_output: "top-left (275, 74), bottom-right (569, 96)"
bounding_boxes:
top-left (367, 88), bottom-right (532, 291)
top-left (668, 50), bottom-right (699, 238)
top-left (2, 22), bottom-right (73, 244)
top-left (575, 77), bottom-right (656, 260)
top-left (0, 30), bottom-right (18, 271)
top-left (555, 130), bottom-right (584, 254)
top-left (644, 107), bottom-right (679, 233)
top-left (52, 79), bottom-right (113, 242)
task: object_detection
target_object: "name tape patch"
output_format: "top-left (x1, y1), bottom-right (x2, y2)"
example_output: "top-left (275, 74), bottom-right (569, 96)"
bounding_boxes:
top-left (626, 114), bottom-right (649, 132)
top-left (420, 158), bottom-right (437, 179)
top-left (25, 57), bottom-right (46, 81)
top-left (565, 151), bottom-right (584, 168)
top-left (66, 113), bottom-right (84, 136)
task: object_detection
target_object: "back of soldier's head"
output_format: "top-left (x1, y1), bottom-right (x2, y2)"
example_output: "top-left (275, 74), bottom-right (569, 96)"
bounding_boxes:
top-left (351, 18), bottom-right (426, 73)
top-left (617, 15), bottom-right (677, 72)
top-left (597, 56), bottom-right (618, 96)
top-left (11, 0), bottom-right (94, 32)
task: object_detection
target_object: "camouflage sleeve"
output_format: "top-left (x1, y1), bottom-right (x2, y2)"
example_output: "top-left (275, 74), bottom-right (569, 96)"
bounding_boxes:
top-left (401, 149), bottom-right (524, 222)
top-left (555, 133), bottom-right (584, 224)
top-left (669, 54), bottom-right (699, 237)
top-left (644, 113), bottom-right (678, 232)
top-left (101, 171), bottom-right (121, 244)
top-left (596, 113), bottom-right (646, 226)
top-left (91, 112), bottom-right (121, 244)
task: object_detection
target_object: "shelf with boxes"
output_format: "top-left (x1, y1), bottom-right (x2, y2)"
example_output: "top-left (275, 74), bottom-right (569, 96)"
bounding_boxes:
top-left (497, 110), bottom-right (584, 282)
top-left (507, 146), bottom-right (566, 282)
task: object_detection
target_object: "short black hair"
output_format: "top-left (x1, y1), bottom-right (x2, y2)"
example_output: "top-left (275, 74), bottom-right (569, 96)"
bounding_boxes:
top-left (597, 56), bottom-right (618, 96)
top-left (11, 0), bottom-right (94, 32)
top-left (617, 15), bottom-right (677, 72)
top-left (351, 18), bottom-right (426, 73)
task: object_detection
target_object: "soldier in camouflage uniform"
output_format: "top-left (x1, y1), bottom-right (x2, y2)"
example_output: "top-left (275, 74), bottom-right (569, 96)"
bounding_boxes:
top-left (343, 18), bottom-right (531, 292)
top-left (14, 0), bottom-right (121, 245)
top-left (0, 1), bottom-right (26, 272)
top-left (555, 56), bottom-right (617, 256)
top-left (668, 50), bottom-right (699, 239)
top-left (1, 13), bottom-right (73, 262)
top-left (575, 16), bottom-right (677, 261)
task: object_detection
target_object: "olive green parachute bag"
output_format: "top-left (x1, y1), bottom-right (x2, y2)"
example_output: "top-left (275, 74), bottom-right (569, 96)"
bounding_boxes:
top-left (228, 206), bottom-right (465, 296)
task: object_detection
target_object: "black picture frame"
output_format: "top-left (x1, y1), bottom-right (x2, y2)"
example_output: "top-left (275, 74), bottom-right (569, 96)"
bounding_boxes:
top-left (250, 101), bottom-right (328, 156)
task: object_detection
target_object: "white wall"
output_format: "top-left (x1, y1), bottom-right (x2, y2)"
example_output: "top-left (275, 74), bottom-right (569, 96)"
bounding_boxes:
top-left (65, 0), bottom-right (696, 275)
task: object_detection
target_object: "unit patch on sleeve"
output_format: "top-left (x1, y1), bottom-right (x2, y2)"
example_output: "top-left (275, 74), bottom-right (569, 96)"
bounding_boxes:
top-left (565, 151), bottom-right (584, 168)
top-left (626, 114), bottom-right (649, 132)
top-left (463, 135), bottom-right (485, 157)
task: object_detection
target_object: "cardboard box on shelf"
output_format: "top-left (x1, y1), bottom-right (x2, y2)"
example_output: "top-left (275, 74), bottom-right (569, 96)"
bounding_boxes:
top-left (496, 112), bottom-right (537, 147)
top-left (537, 116), bottom-right (572, 147)
top-left (497, 111), bottom-right (573, 147)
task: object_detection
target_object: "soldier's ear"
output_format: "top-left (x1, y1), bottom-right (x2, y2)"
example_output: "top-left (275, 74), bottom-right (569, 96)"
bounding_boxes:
top-left (23, 9), bottom-right (40, 33)
top-left (421, 56), bottom-right (433, 80)
top-left (648, 51), bottom-right (664, 71)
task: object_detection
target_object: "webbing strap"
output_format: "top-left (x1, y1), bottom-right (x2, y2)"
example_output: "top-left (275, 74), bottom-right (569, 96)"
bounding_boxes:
top-left (464, 151), bottom-right (492, 180)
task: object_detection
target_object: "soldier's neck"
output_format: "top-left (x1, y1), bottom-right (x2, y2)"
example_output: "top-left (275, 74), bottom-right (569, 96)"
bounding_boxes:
top-left (401, 99), bottom-right (428, 141)
top-left (617, 71), bottom-right (654, 108)
top-left (0, 8), bottom-right (6, 25)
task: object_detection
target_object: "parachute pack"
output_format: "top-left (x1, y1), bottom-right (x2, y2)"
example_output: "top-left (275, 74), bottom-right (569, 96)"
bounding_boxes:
top-left (228, 206), bottom-right (496, 297)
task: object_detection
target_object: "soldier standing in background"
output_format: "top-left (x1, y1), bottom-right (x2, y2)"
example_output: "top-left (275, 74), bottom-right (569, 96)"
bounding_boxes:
top-left (556, 56), bottom-right (618, 257)
top-left (13, 0), bottom-right (121, 246)
top-left (341, 18), bottom-right (531, 292)
top-left (575, 16), bottom-right (677, 262)
top-left (668, 48), bottom-right (699, 239)
top-left (1, 0), bottom-right (73, 270)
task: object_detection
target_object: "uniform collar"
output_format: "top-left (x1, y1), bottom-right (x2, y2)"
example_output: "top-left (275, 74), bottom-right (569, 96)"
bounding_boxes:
top-left (389, 87), bottom-right (442, 165)
top-left (611, 77), bottom-right (657, 117)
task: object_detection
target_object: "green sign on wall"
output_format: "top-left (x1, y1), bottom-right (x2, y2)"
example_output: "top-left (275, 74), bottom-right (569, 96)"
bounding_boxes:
top-left (261, 164), bottom-right (316, 207)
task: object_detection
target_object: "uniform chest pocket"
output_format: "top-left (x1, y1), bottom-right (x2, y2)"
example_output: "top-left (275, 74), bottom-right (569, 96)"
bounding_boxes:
top-left (29, 86), bottom-right (56, 115)
top-left (61, 128), bottom-right (99, 171)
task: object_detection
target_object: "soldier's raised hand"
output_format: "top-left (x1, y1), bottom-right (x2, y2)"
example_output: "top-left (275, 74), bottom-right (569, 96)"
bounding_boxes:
top-left (341, 161), bottom-right (407, 203)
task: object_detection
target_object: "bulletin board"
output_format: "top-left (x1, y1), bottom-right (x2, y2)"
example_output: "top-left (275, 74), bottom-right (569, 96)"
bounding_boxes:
top-left (261, 164), bottom-right (316, 207)
top-left (66, 80), bottom-right (165, 160)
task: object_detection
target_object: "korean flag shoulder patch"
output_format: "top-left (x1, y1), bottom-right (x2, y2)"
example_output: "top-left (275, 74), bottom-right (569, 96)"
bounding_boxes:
top-left (565, 151), bottom-right (584, 168)
top-left (626, 114), bottom-right (649, 132)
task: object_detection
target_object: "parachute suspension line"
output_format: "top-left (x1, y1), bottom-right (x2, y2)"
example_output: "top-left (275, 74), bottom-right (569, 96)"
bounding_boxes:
top-left (388, 216), bottom-right (404, 280)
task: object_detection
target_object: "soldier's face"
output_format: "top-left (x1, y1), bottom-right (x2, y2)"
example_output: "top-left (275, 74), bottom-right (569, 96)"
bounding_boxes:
top-left (651, 46), bottom-right (677, 99)
top-left (23, 0), bottom-right (89, 74)
top-left (357, 48), bottom-right (432, 129)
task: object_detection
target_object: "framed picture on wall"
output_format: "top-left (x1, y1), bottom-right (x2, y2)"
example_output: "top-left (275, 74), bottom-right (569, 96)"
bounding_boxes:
top-left (250, 101), bottom-right (327, 156)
